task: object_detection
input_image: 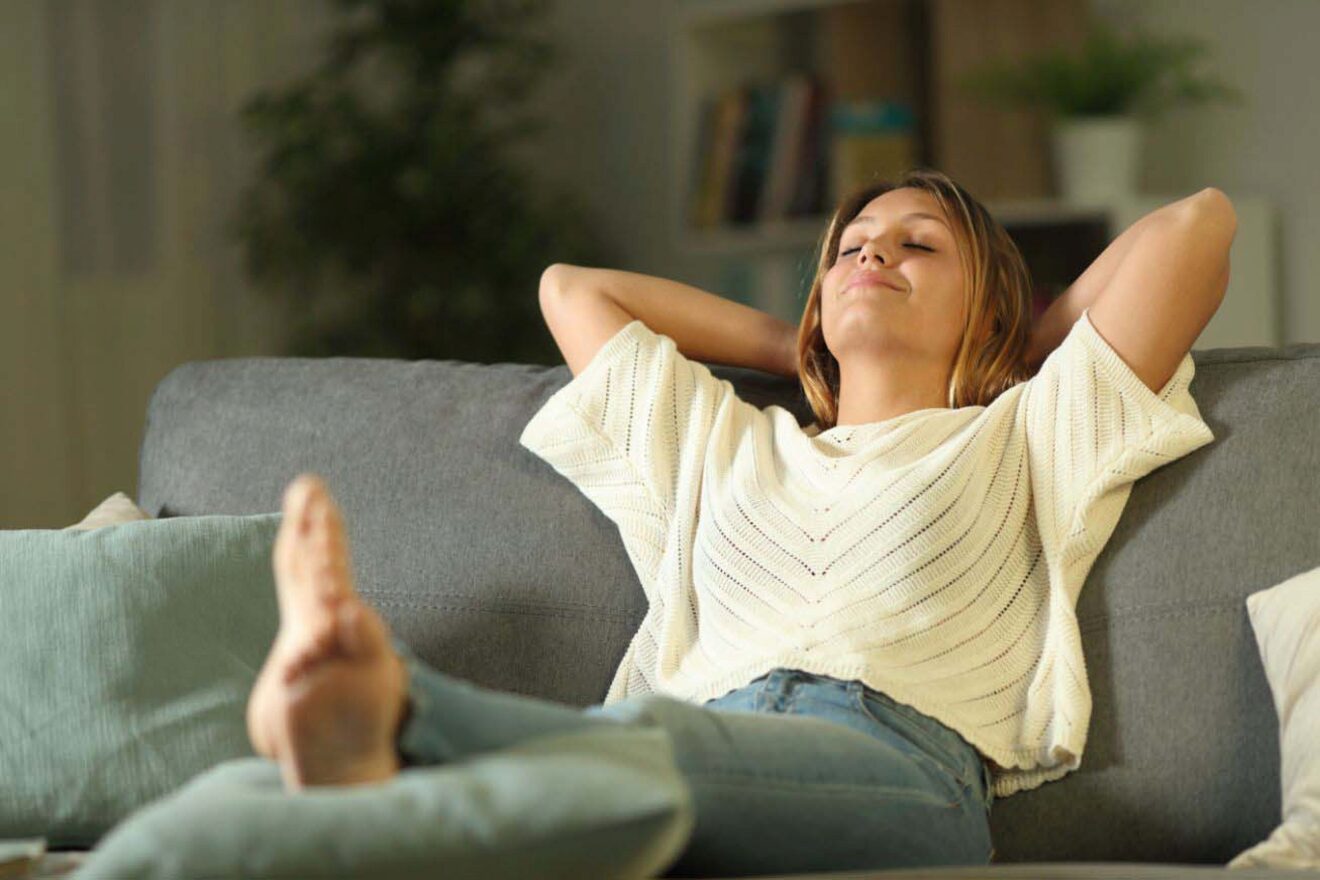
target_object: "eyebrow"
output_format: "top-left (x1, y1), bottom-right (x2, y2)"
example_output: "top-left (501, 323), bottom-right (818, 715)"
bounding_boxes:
top-left (843, 212), bottom-right (949, 233)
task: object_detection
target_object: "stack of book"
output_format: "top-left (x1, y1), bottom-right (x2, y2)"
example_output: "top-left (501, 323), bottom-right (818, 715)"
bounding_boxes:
top-left (688, 73), bottom-right (829, 229)
top-left (829, 99), bottom-right (917, 207)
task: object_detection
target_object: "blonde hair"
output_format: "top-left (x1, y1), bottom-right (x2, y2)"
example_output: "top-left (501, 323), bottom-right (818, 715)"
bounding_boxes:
top-left (795, 167), bottom-right (1035, 430)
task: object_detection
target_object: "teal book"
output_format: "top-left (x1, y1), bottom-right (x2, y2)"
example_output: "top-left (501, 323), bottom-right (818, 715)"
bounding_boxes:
top-left (728, 82), bottom-right (780, 224)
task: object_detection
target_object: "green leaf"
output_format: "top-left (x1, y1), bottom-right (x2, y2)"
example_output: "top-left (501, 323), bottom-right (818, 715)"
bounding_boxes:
top-left (955, 19), bottom-right (1241, 120)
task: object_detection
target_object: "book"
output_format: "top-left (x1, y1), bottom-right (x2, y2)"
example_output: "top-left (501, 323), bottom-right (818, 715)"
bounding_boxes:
top-left (758, 74), bottom-right (811, 224)
top-left (698, 87), bottom-right (748, 229)
top-left (688, 94), bottom-right (718, 229)
top-left (788, 77), bottom-right (827, 218)
top-left (728, 81), bottom-right (780, 224)
top-left (828, 99), bottom-right (917, 204)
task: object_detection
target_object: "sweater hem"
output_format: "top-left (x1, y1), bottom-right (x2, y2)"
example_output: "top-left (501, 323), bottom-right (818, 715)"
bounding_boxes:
top-left (639, 654), bottom-right (1087, 800)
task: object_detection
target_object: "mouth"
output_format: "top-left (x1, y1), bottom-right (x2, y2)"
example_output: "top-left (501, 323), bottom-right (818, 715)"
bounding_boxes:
top-left (845, 269), bottom-right (906, 294)
top-left (844, 276), bottom-right (905, 294)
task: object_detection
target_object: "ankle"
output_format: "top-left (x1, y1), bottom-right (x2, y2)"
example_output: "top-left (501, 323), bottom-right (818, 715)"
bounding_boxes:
top-left (296, 750), bottom-right (401, 790)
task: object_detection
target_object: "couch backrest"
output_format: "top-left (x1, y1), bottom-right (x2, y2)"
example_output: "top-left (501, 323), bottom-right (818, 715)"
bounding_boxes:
top-left (138, 339), bottom-right (1320, 866)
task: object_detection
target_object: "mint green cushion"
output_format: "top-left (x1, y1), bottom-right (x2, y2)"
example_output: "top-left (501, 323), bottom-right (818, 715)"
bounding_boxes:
top-left (0, 514), bottom-right (282, 847)
top-left (77, 727), bottom-right (694, 880)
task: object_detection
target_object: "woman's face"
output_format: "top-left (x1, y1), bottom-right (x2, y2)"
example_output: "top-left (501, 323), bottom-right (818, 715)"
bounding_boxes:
top-left (820, 187), bottom-right (967, 369)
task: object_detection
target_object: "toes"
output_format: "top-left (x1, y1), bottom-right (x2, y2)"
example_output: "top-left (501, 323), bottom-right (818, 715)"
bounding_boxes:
top-left (272, 473), bottom-right (358, 624)
top-left (283, 474), bottom-right (324, 530)
top-left (273, 475), bottom-right (321, 585)
top-left (277, 474), bottom-right (340, 556)
top-left (296, 479), bottom-right (354, 598)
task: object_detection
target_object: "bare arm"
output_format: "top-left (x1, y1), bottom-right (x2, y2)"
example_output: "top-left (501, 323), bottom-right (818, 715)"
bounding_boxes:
top-left (548, 264), bottom-right (799, 379)
top-left (1025, 190), bottom-right (1221, 371)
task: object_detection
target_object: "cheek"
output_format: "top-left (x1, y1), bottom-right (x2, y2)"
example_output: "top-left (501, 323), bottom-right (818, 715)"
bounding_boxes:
top-left (829, 263), bottom-right (854, 288)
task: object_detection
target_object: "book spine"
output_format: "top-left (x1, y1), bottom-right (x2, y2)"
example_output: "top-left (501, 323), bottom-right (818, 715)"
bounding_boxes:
top-left (688, 94), bottom-right (718, 229)
top-left (742, 82), bottom-right (780, 223)
top-left (758, 75), bottom-right (809, 224)
top-left (726, 83), bottom-right (763, 224)
top-left (708, 87), bottom-right (748, 228)
top-left (789, 77), bottom-right (827, 218)
top-left (830, 100), bottom-right (917, 200)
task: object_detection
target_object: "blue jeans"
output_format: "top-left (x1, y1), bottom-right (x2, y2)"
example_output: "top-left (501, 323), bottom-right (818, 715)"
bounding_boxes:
top-left (392, 642), bottom-right (995, 877)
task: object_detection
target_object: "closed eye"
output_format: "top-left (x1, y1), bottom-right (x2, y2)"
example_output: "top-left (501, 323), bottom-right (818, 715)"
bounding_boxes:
top-left (840, 243), bottom-right (934, 257)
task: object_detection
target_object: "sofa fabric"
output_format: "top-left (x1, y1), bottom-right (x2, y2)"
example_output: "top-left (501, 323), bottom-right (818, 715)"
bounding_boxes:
top-left (136, 340), bottom-right (1320, 868)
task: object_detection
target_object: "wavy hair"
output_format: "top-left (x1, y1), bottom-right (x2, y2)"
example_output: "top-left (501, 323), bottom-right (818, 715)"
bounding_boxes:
top-left (795, 167), bottom-right (1036, 430)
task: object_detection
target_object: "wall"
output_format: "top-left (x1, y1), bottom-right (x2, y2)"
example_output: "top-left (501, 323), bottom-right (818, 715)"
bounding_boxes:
top-left (1089, 0), bottom-right (1317, 346)
top-left (0, 0), bottom-right (331, 527)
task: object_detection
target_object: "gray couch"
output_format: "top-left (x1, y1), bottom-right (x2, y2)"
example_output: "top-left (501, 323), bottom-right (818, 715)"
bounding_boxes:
top-left (114, 333), bottom-right (1318, 878)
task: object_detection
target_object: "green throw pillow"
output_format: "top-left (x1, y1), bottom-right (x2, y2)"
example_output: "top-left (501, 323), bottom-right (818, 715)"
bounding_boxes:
top-left (77, 727), bottom-right (694, 880)
top-left (0, 513), bottom-right (283, 847)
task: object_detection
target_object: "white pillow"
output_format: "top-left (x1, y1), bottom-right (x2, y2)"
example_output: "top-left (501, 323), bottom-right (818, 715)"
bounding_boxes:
top-left (1228, 563), bottom-right (1320, 870)
top-left (65, 492), bottom-right (152, 530)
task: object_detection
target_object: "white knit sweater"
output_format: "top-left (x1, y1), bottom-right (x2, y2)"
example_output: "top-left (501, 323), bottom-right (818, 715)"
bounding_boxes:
top-left (518, 308), bottom-right (1215, 799)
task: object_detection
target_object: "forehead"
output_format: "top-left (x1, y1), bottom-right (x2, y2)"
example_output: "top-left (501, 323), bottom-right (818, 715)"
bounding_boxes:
top-left (843, 189), bottom-right (949, 234)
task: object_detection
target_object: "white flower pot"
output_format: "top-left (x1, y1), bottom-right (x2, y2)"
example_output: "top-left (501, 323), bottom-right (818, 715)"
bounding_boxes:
top-left (1050, 115), bottom-right (1143, 204)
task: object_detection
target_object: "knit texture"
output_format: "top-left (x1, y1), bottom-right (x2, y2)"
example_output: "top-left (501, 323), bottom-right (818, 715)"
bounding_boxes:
top-left (518, 309), bottom-right (1215, 799)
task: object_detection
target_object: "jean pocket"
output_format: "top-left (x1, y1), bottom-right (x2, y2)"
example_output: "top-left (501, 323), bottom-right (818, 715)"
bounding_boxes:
top-left (852, 689), bottom-right (971, 793)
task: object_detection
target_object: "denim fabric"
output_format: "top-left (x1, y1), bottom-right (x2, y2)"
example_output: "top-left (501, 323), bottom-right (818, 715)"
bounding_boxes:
top-left (393, 640), bottom-right (994, 877)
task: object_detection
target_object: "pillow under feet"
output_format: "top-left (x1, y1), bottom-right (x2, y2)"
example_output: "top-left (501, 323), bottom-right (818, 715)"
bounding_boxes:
top-left (76, 724), bottom-right (695, 880)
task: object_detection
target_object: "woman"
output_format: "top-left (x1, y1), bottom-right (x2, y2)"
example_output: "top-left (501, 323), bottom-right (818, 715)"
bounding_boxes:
top-left (245, 167), bottom-right (1231, 875)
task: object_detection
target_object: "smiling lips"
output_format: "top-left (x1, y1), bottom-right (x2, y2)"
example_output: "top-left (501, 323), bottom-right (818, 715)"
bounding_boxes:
top-left (845, 271), bottom-right (905, 294)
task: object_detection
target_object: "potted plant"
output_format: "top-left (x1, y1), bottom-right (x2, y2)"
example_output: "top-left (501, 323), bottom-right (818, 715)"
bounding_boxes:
top-left (232, 0), bottom-right (611, 365)
top-left (956, 20), bottom-right (1244, 203)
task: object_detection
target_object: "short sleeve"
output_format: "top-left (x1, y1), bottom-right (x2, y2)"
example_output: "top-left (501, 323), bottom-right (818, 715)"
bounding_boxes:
top-left (1021, 307), bottom-right (1215, 588)
top-left (518, 320), bottom-right (737, 575)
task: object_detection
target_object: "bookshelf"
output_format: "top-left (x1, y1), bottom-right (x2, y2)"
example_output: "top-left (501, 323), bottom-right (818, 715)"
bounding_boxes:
top-left (667, 0), bottom-right (1279, 350)
top-left (669, 0), bottom-right (1097, 321)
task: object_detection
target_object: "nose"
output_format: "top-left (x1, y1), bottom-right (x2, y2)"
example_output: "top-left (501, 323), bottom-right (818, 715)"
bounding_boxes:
top-left (859, 241), bottom-right (887, 264)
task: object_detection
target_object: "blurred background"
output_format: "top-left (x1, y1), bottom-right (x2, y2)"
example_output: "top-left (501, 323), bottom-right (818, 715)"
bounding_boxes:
top-left (1, 0), bottom-right (1312, 528)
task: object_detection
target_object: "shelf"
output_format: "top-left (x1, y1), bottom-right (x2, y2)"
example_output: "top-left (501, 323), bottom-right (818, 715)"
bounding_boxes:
top-left (679, 217), bottom-right (825, 257)
top-left (679, 0), bottom-right (851, 27)
top-left (670, 0), bottom-right (1093, 264)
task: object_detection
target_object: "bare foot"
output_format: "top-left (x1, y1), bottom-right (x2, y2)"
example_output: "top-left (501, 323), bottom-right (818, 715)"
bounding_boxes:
top-left (246, 474), bottom-right (411, 791)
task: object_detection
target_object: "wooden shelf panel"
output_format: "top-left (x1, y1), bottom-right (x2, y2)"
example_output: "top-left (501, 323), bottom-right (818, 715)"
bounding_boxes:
top-left (679, 0), bottom-right (852, 27)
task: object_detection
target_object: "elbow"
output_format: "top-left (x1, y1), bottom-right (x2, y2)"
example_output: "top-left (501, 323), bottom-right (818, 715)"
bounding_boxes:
top-left (1193, 187), bottom-right (1237, 228)
top-left (540, 264), bottom-right (580, 304)
top-left (1179, 188), bottom-right (1237, 246)
top-left (540, 264), bottom-right (595, 302)
top-left (540, 264), bottom-right (566, 299)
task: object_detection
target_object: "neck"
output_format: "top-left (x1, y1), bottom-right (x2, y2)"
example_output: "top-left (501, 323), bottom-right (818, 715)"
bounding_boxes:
top-left (833, 360), bottom-right (950, 428)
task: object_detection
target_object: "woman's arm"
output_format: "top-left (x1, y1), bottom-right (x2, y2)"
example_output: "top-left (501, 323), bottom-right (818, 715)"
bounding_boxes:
top-left (1025, 191), bottom-right (1220, 370)
top-left (552, 265), bottom-right (799, 378)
